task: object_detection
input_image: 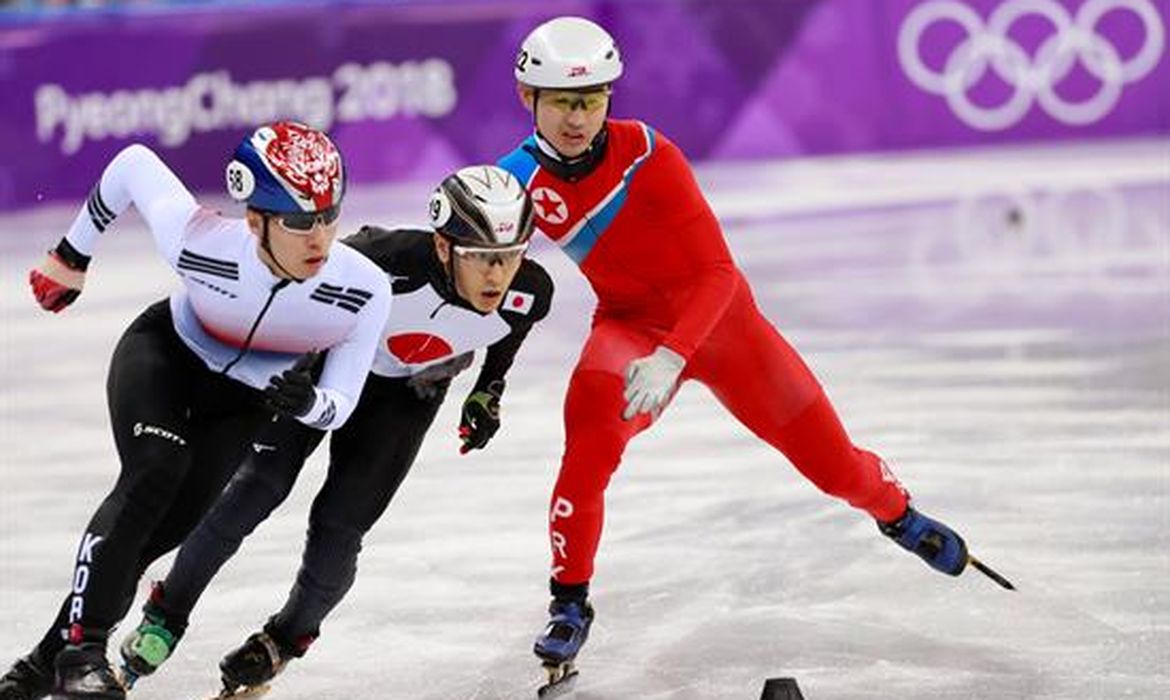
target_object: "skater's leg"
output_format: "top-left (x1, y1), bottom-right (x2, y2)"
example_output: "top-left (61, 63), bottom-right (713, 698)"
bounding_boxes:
top-left (267, 376), bottom-right (443, 643)
top-left (37, 303), bottom-right (197, 698)
top-left (159, 419), bottom-right (324, 621)
top-left (59, 305), bottom-right (200, 639)
top-left (115, 400), bottom-right (280, 681)
top-left (547, 321), bottom-right (659, 586)
top-left (691, 296), bottom-right (908, 521)
top-left (533, 322), bottom-right (660, 670)
top-left (693, 295), bottom-right (968, 575)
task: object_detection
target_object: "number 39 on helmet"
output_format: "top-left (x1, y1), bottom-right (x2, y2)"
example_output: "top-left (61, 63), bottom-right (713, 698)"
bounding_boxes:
top-left (429, 165), bottom-right (535, 248)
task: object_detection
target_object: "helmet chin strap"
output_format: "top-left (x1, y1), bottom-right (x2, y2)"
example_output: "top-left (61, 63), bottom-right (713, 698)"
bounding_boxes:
top-left (260, 216), bottom-right (307, 283)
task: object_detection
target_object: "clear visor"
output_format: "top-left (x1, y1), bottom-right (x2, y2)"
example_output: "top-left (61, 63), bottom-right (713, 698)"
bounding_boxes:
top-left (452, 242), bottom-right (528, 268)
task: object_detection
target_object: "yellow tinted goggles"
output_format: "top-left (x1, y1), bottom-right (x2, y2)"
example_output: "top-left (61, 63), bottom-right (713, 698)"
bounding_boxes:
top-left (540, 89), bottom-right (611, 114)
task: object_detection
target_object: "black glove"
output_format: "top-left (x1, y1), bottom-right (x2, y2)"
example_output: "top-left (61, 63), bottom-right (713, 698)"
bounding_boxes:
top-left (459, 379), bottom-right (503, 454)
top-left (264, 352), bottom-right (320, 418)
top-left (406, 352), bottom-right (474, 401)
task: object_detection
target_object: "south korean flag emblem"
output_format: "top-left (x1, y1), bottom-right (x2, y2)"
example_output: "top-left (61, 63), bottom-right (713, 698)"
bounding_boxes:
top-left (503, 289), bottom-right (534, 315)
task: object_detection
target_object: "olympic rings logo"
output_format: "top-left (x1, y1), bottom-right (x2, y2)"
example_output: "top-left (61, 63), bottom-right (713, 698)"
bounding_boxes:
top-left (898, 0), bottom-right (1165, 130)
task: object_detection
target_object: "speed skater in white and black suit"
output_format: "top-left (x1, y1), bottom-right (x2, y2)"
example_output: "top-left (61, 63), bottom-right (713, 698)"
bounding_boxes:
top-left (113, 165), bottom-right (554, 697)
top-left (0, 122), bottom-right (390, 700)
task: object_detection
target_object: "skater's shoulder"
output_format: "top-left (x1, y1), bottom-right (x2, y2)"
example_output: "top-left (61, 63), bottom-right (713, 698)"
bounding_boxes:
top-left (341, 225), bottom-right (434, 269)
top-left (501, 258), bottom-right (554, 323)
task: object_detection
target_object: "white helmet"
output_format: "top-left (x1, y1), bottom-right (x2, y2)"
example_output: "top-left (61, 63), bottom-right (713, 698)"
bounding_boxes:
top-left (515, 16), bottom-right (622, 90)
top-left (429, 165), bottom-right (535, 247)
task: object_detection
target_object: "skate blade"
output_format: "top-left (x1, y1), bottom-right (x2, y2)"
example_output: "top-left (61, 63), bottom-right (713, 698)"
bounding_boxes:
top-left (537, 662), bottom-right (578, 699)
top-left (967, 555), bottom-right (1016, 591)
top-left (116, 666), bottom-right (140, 690)
top-left (204, 683), bottom-right (271, 699)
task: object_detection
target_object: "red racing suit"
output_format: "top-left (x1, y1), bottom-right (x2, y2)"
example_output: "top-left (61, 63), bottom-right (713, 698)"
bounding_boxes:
top-left (499, 120), bottom-right (909, 585)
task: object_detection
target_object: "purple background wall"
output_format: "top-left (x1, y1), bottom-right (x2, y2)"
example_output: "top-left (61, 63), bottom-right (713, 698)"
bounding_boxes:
top-left (1, 0), bottom-right (1166, 211)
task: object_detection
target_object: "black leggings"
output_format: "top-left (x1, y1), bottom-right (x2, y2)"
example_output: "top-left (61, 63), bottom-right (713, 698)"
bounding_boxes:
top-left (160, 373), bottom-right (444, 643)
top-left (35, 300), bottom-right (270, 658)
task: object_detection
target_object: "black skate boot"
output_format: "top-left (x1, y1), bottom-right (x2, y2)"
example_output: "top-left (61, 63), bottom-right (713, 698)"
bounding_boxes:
top-left (534, 595), bottom-right (594, 699)
top-left (52, 641), bottom-right (124, 700)
top-left (0, 647), bottom-right (54, 700)
top-left (879, 506), bottom-right (968, 576)
top-left (118, 582), bottom-right (187, 689)
top-left (215, 624), bottom-right (311, 698)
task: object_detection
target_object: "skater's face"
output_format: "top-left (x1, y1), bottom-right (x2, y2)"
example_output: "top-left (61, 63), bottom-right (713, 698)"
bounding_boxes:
top-left (248, 209), bottom-right (339, 280)
top-left (518, 84), bottom-right (609, 159)
top-left (434, 234), bottom-right (526, 313)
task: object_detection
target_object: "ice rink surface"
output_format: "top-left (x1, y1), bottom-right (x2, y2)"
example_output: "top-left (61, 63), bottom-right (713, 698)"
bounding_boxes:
top-left (1, 140), bottom-right (1167, 699)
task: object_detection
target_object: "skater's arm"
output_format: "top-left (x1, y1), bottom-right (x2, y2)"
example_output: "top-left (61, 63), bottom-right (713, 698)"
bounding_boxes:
top-left (341, 225), bottom-right (432, 271)
top-left (473, 258), bottom-right (554, 392)
top-left (460, 259), bottom-right (553, 453)
top-left (641, 135), bottom-right (736, 361)
top-left (30, 145), bottom-right (199, 311)
top-left (63, 144), bottom-right (199, 264)
top-left (302, 269), bottom-right (392, 431)
top-left (619, 133), bottom-right (735, 420)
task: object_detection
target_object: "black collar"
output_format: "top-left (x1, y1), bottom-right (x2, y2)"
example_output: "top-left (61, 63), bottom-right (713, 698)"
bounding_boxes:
top-left (523, 126), bottom-right (609, 182)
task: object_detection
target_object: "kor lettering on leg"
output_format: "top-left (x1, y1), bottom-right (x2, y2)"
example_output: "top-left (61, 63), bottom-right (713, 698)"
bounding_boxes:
top-left (68, 532), bottom-right (104, 625)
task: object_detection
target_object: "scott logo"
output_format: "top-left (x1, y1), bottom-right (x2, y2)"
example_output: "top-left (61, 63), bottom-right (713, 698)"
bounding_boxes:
top-left (133, 422), bottom-right (187, 446)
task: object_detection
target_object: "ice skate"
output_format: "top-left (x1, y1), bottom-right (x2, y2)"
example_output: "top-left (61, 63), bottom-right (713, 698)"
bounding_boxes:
top-left (879, 506), bottom-right (968, 575)
top-left (0, 648), bottom-right (54, 700)
top-left (51, 643), bottom-right (124, 700)
top-left (533, 599), bottom-right (593, 699)
top-left (118, 583), bottom-right (185, 689)
top-left (206, 630), bottom-right (299, 700)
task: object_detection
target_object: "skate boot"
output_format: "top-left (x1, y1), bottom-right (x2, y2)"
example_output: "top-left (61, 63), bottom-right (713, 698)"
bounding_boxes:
top-left (533, 599), bottom-right (594, 698)
top-left (214, 625), bottom-right (309, 698)
top-left (52, 642), bottom-right (124, 700)
top-left (118, 583), bottom-right (186, 689)
top-left (879, 506), bottom-right (968, 576)
top-left (0, 647), bottom-right (55, 700)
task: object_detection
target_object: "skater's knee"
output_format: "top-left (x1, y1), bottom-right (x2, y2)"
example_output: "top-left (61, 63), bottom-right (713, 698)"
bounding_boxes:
top-left (233, 460), bottom-right (298, 504)
top-left (306, 515), bottom-right (364, 556)
top-left (561, 416), bottom-right (630, 485)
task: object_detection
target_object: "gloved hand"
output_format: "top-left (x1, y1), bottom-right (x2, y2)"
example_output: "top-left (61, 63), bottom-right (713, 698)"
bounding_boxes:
top-left (264, 352), bottom-right (320, 418)
top-left (622, 346), bottom-right (685, 420)
top-left (29, 250), bottom-right (87, 313)
top-left (406, 352), bottom-right (474, 401)
top-left (459, 379), bottom-right (503, 454)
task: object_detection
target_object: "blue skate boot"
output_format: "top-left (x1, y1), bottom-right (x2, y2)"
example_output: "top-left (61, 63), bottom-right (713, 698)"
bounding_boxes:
top-left (118, 583), bottom-right (186, 689)
top-left (879, 506), bottom-right (968, 576)
top-left (533, 598), bottom-right (594, 698)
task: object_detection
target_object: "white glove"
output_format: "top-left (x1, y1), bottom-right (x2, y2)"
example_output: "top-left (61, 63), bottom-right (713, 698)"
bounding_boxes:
top-left (622, 346), bottom-right (685, 420)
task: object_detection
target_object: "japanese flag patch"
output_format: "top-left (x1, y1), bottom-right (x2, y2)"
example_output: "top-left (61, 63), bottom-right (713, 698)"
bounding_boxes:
top-left (502, 289), bottom-right (534, 315)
